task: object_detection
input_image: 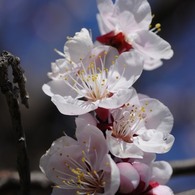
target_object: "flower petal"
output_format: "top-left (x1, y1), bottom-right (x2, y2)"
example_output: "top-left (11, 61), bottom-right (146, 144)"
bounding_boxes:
top-left (42, 80), bottom-right (77, 97)
top-left (134, 130), bottom-right (175, 154)
top-left (39, 136), bottom-right (80, 184)
top-left (117, 162), bottom-right (140, 194)
top-left (151, 161), bottom-right (173, 185)
top-left (100, 154), bottom-right (120, 195)
top-left (115, 0), bottom-right (152, 30)
top-left (108, 51), bottom-right (143, 90)
top-left (64, 28), bottom-right (93, 62)
top-left (75, 123), bottom-right (109, 168)
top-left (147, 185), bottom-right (174, 195)
top-left (132, 30), bottom-right (174, 60)
top-left (106, 131), bottom-right (144, 158)
top-left (51, 95), bottom-right (98, 115)
top-left (139, 96), bottom-right (174, 133)
top-left (133, 162), bottom-right (152, 189)
top-left (98, 89), bottom-right (134, 109)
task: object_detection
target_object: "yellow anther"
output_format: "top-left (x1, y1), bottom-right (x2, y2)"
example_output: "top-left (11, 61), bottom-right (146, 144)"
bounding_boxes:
top-left (155, 23), bottom-right (161, 29)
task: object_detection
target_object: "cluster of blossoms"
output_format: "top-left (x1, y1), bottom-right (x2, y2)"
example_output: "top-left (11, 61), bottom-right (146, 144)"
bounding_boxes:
top-left (40, 0), bottom-right (175, 194)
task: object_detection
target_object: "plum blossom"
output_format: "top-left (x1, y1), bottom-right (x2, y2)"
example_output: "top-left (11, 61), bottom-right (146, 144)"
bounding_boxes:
top-left (106, 89), bottom-right (174, 158)
top-left (116, 160), bottom-right (174, 195)
top-left (96, 0), bottom-right (174, 70)
top-left (43, 38), bottom-right (143, 115)
top-left (48, 28), bottom-right (93, 80)
top-left (40, 121), bottom-right (120, 195)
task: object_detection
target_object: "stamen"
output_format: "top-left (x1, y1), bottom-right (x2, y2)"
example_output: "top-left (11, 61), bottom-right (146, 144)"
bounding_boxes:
top-left (150, 23), bottom-right (161, 33)
top-left (61, 52), bottom-right (113, 101)
top-left (112, 103), bottom-right (151, 142)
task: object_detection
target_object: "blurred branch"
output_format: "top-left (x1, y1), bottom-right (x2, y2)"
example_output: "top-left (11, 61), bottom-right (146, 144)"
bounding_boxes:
top-left (0, 171), bottom-right (50, 190)
top-left (169, 158), bottom-right (195, 177)
top-left (0, 51), bottom-right (30, 195)
top-left (175, 189), bottom-right (195, 195)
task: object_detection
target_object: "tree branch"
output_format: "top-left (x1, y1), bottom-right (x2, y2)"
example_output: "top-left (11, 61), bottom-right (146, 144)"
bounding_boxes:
top-left (175, 189), bottom-right (195, 195)
top-left (0, 51), bottom-right (30, 195)
top-left (169, 158), bottom-right (195, 177)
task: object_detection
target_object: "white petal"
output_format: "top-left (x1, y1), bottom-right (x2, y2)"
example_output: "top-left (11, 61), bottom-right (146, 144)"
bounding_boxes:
top-left (40, 137), bottom-right (80, 184)
top-left (106, 131), bottom-right (143, 158)
top-left (97, 14), bottom-right (113, 34)
top-left (76, 113), bottom-right (97, 128)
top-left (51, 95), bottom-right (98, 115)
top-left (132, 30), bottom-right (174, 60)
top-left (151, 161), bottom-right (173, 185)
top-left (115, 0), bottom-right (152, 30)
top-left (148, 185), bottom-right (174, 195)
top-left (97, 0), bottom-right (114, 17)
top-left (132, 162), bottom-right (151, 188)
top-left (98, 89), bottom-right (133, 109)
top-left (108, 51), bottom-right (143, 91)
top-left (139, 96), bottom-right (174, 133)
top-left (42, 80), bottom-right (77, 97)
top-left (64, 28), bottom-right (93, 62)
top-left (100, 154), bottom-right (120, 195)
top-left (117, 162), bottom-right (140, 193)
top-left (135, 130), bottom-right (175, 153)
top-left (143, 56), bottom-right (163, 70)
top-left (75, 123), bottom-right (109, 168)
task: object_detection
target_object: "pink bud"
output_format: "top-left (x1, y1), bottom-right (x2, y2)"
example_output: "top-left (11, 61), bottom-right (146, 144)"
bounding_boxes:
top-left (117, 162), bottom-right (140, 194)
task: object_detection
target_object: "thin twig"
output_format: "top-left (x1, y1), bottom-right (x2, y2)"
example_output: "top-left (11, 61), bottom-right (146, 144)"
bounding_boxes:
top-left (169, 158), bottom-right (195, 177)
top-left (175, 189), bottom-right (195, 195)
top-left (0, 51), bottom-right (30, 195)
top-left (0, 171), bottom-right (50, 189)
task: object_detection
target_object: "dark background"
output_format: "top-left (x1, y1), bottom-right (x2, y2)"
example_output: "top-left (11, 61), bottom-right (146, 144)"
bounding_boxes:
top-left (0, 0), bottom-right (195, 193)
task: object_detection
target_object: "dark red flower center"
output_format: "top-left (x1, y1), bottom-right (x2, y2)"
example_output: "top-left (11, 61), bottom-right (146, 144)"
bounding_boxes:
top-left (96, 31), bottom-right (133, 54)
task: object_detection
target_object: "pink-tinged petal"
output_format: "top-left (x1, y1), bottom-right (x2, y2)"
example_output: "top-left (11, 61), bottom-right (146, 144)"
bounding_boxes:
top-left (64, 28), bottom-right (93, 63)
top-left (115, 0), bottom-right (152, 30)
top-left (51, 95), bottom-right (98, 115)
top-left (100, 154), bottom-right (120, 195)
top-left (76, 113), bottom-right (97, 128)
top-left (108, 51), bottom-right (143, 90)
top-left (139, 96), bottom-right (174, 133)
top-left (117, 162), bottom-right (140, 194)
top-left (96, 0), bottom-right (116, 34)
top-left (146, 185), bottom-right (174, 195)
top-left (132, 162), bottom-right (152, 189)
top-left (134, 130), bottom-right (175, 154)
top-left (97, 0), bottom-right (114, 17)
top-left (143, 56), bottom-right (163, 71)
top-left (151, 161), bottom-right (173, 185)
top-left (130, 153), bottom-right (156, 166)
top-left (106, 131), bottom-right (144, 158)
top-left (132, 30), bottom-right (174, 60)
top-left (42, 80), bottom-right (77, 97)
top-left (97, 14), bottom-right (116, 34)
top-left (75, 124), bottom-right (109, 168)
top-left (98, 89), bottom-right (133, 109)
top-left (40, 137), bottom-right (80, 184)
top-left (40, 122), bottom-right (118, 194)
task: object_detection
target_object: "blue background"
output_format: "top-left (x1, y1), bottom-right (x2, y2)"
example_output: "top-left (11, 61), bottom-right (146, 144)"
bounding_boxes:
top-left (0, 0), bottom-right (195, 193)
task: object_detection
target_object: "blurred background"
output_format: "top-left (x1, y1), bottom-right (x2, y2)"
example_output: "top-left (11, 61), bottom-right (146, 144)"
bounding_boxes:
top-left (0, 0), bottom-right (195, 194)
